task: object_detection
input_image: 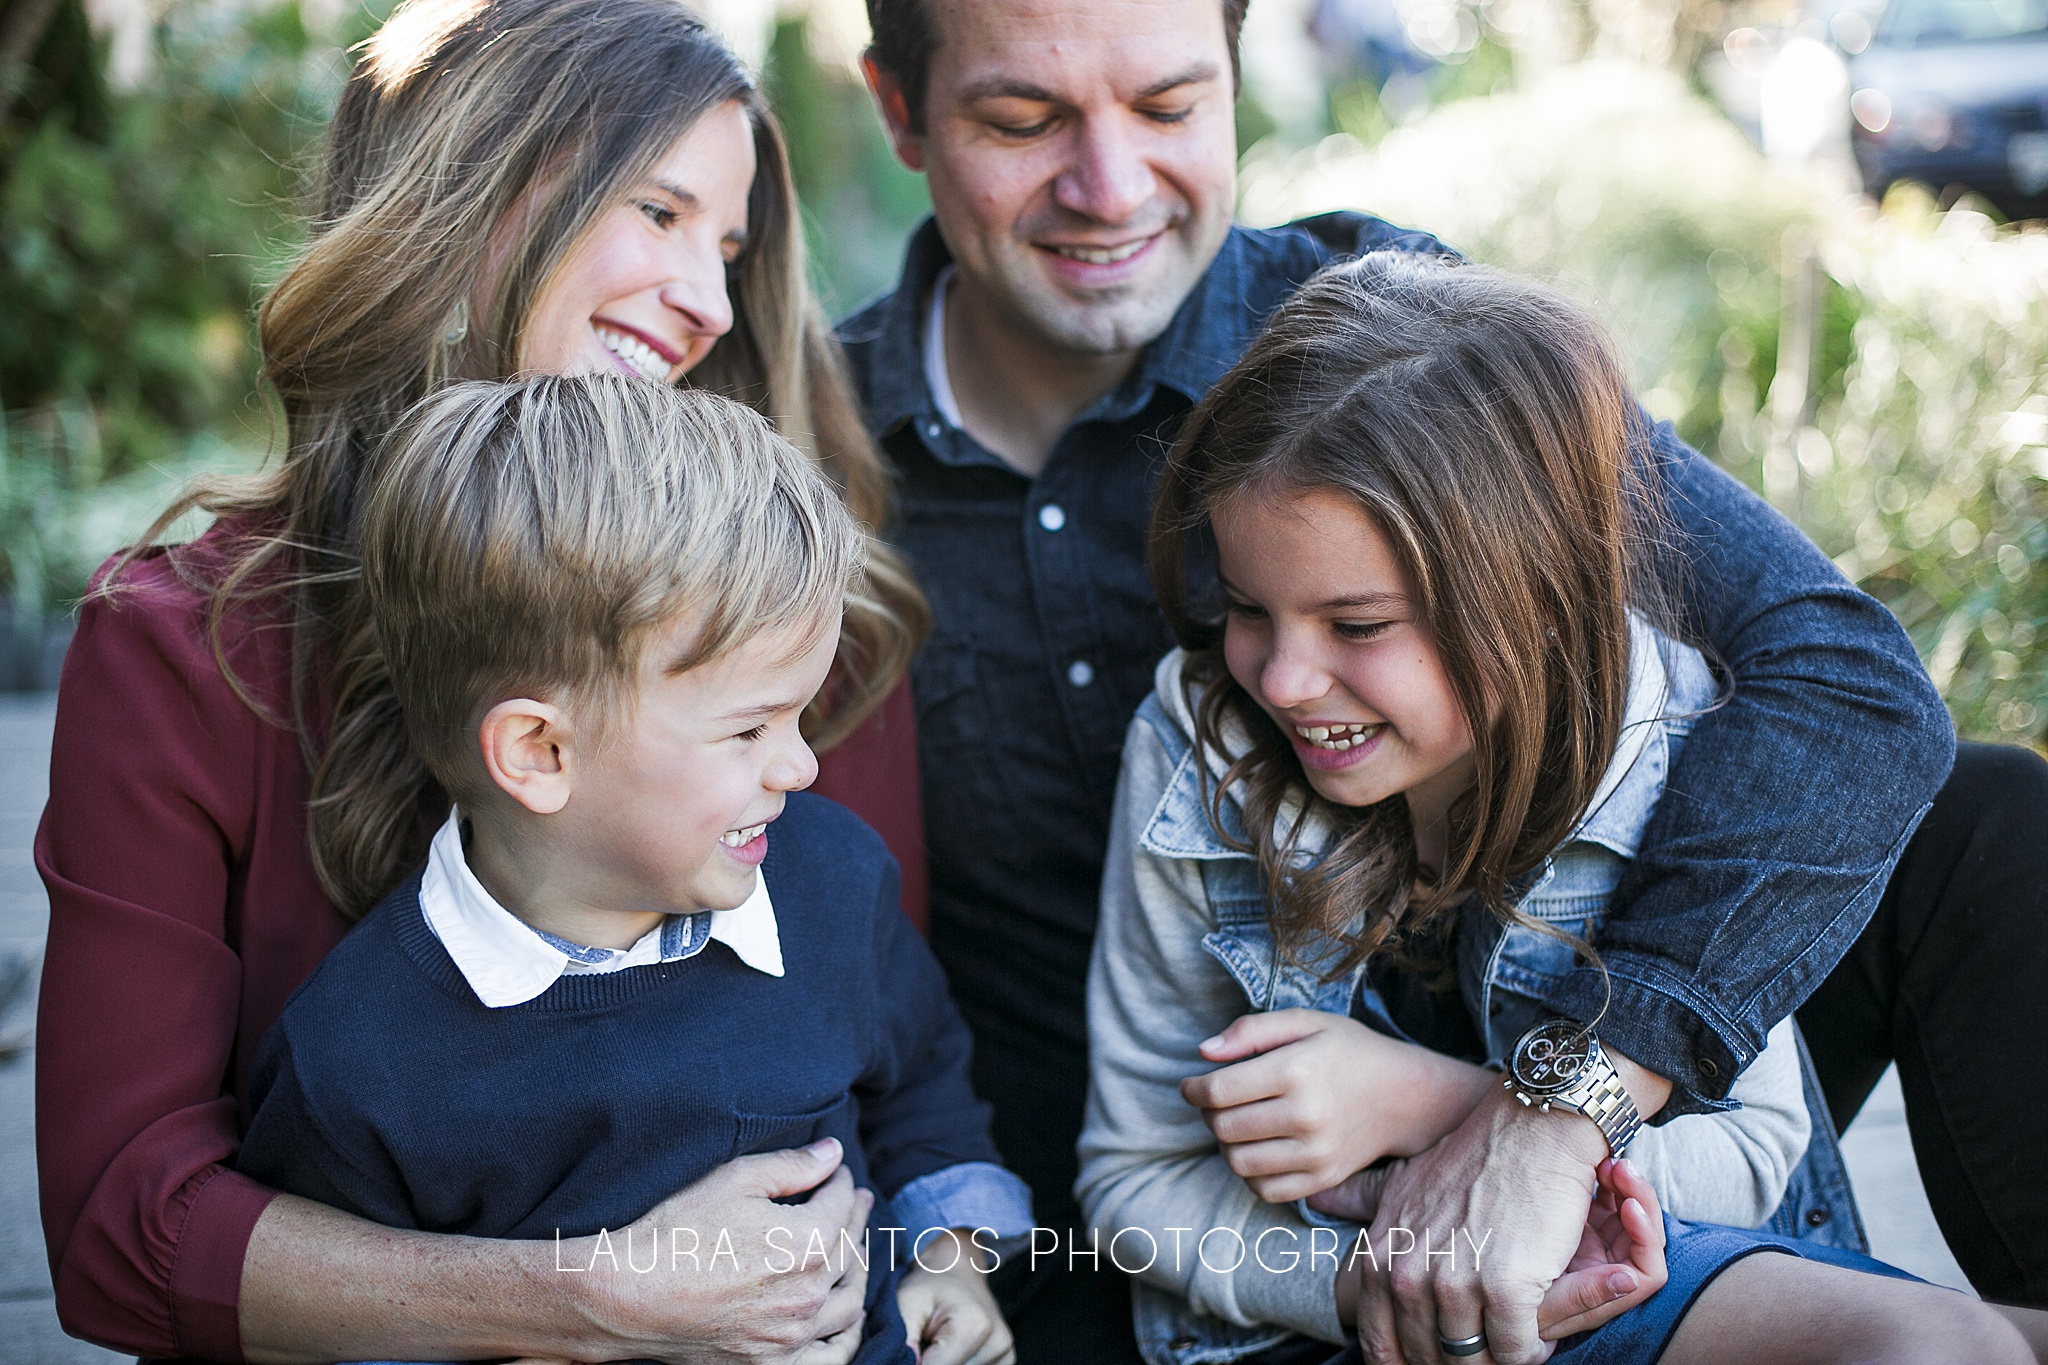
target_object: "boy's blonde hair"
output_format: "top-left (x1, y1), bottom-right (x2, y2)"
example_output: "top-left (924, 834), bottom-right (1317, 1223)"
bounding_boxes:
top-left (362, 374), bottom-right (861, 801)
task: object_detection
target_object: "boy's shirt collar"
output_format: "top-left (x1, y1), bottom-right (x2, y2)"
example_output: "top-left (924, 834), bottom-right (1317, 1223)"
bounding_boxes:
top-left (419, 808), bottom-right (785, 1008)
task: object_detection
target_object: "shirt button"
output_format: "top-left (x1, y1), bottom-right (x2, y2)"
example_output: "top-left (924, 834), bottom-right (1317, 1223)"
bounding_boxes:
top-left (1067, 660), bottom-right (1095, 688)
top-left (923, 419), bottom-right (943, 440)
top-left (1038, 503), bottom-right (1067, 532)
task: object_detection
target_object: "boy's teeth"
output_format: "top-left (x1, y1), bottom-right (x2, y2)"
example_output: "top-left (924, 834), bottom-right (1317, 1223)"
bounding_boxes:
top-left (1293, 722), bottom-right (1378, 751)
top-left (1053, 240), bottom-right (1147, 264)
top-left (596, 327), bottom-right (671, 383)
top-left (719, 822), bottom-right (767, 848)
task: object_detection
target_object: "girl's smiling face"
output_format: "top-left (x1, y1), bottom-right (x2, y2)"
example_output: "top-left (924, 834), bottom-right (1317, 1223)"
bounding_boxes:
top-left (519, 100), bottom-right (756, 384)
top-left (1214, 486), bottom-right (1478, 834)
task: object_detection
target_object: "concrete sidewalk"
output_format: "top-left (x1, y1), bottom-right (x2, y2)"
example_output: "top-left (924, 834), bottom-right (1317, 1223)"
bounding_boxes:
top-left (0, 693), bottom-right (1974, 1363)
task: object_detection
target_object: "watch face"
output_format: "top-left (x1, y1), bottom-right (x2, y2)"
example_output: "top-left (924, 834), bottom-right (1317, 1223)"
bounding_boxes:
top-left (1510, 1020), bottom-right (1593, 1095)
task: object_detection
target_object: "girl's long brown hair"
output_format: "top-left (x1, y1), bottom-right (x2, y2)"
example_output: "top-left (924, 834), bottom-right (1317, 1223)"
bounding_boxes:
top-left (1150, 252), bottom-right (1676, 982)
top-left (107, 0), bottom-right (927, 918)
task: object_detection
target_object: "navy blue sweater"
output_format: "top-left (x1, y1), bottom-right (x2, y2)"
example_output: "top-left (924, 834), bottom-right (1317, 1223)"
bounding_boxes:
top-left (238, 794), bottom-right (998, 1290)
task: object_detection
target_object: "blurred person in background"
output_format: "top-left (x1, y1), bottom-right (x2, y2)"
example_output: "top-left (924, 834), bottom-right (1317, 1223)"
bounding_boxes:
top-left (34, 0), bottom-right (940, 1361)
top-left (840, 0), bottom-right (2048, 1359)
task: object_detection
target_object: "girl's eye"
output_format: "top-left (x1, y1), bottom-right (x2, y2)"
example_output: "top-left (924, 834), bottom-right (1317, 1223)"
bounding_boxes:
top-left (638, 200), bottom-right (678, 229)
top-left (1224, 598), bottom-right (1266, 620)
top-left (1334, 620), bottom-right (1391, 642)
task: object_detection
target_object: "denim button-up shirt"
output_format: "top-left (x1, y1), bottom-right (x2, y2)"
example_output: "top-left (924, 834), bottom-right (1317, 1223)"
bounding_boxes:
top-left (837, 214), bottom-right (1950, 1208)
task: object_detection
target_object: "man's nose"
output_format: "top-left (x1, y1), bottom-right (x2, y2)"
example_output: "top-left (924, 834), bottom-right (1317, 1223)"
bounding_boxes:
top-left (658, 238), bottom-right (735, 340)
top-left (1053, 116), bottom-right (1157, 226)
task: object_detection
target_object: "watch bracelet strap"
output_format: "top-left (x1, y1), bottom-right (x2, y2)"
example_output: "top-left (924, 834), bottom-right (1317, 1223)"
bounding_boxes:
top-left (1575, 1062), bottom-right (1641, 1157)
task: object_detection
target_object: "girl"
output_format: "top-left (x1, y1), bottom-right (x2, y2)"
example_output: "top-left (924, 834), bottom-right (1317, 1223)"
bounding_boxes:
top-left (36, 1), bottom-right (927, 1361)
top-left (1078, 253), bottom-right (2037, 1364)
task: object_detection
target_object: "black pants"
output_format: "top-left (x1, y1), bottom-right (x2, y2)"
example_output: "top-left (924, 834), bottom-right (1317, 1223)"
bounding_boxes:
top-left (1797, 740), bottom-right (2048, 1306)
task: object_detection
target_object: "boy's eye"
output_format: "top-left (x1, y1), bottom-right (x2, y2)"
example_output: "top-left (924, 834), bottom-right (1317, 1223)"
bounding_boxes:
top-left (736, 724), bottom-right (768, 742)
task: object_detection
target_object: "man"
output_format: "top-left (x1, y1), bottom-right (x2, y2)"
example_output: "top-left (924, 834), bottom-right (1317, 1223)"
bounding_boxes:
top-left (833, 0), bottom-right (2048, 1357)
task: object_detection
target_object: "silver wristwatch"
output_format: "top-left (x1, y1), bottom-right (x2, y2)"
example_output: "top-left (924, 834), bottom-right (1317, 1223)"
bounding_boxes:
top-left (1501, 1018), bottom-right (1642, 1158)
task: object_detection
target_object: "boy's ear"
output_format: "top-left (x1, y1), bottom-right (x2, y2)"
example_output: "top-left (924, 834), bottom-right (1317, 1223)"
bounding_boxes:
top-left (478, 698), bottom-right (573, 815)
top-left (861, 53), bottom-right (926, 172)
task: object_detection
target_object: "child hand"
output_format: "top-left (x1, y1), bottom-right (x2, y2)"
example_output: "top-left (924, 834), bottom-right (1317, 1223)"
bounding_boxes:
top-left (1180, 1009), bottom-right (1496, 1203)
top-left (1537, 1157), bottom-right (1669, 1340)
top-left (895, 1230), bottom-right (1015, 1365)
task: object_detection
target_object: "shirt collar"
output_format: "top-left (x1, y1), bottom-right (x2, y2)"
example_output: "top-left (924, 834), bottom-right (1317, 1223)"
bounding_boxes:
top-left (855, 218), bottom-right (1276, 456)
top-left (418, 809), bottom-right (784, 1008)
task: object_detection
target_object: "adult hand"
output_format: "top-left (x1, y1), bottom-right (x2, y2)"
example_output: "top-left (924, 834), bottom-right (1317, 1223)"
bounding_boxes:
top-left (1331, 1151), bottom-right (1665, 1361)
top-left (581, 1137), bottom-right (875, 1365)
top-left (1179, 1010), bottom-right (1497, 1203)
top-left (1337, 1083), bottom-right (1619, 1365)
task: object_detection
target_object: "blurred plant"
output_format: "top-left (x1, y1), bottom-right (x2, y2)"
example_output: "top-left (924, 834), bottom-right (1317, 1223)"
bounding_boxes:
top-left (0, 0), bottom-right (365, 634)
top-left (1241, 63), bottom-right (2047, 745)
top-left (762, 13), bottom-right (930, 313)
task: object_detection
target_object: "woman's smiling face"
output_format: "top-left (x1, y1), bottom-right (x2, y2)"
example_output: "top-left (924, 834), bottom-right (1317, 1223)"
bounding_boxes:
top-left (520, 100), bottom-right (756, 384)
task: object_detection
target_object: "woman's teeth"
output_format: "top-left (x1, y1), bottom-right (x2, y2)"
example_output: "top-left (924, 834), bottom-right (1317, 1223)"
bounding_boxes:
top-left (596, 326), bottom-right (672, 383)
top-left (720, 822), bottom-right (767, 848)
top-left (1294, 722), bottom-right (1380, 752)
top-left (1051, 240), bottom-right (1148, 265)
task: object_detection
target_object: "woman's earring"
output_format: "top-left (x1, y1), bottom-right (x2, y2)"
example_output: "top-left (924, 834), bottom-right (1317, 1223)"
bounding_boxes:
top-left (442, 300), bottom-right (469, 345)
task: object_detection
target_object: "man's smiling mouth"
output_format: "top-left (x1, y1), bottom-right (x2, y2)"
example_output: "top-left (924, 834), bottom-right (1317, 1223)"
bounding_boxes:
top-left (1044, 238), bottom-right (1154, 265)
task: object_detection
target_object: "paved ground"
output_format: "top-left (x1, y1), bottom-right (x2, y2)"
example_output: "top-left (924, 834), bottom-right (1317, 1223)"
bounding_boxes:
top-left (0, 694), bottom-right (1974, 1362)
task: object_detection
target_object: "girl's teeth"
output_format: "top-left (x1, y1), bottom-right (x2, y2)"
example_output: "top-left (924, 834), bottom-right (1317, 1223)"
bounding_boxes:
top-left (1292, 722), bottom-right (1378, 751)
top-left (596, 327), bottom-right (671, 383)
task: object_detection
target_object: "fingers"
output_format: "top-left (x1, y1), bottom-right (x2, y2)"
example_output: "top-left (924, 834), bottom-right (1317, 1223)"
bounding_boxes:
top-left (794, 1269), bottom-right (869, 1364)
top-left (1389, 1258), bottom-right (1446, 1365)
top-left (1197, 1009), bottom-right (1328, 1062)
top-left (1180, 1047), bottom-right (1297, 1112)
top-left (738, 1136), bottom-right (846, 1200)
top-left (1536, 1264), bottom-right (1641, 1340)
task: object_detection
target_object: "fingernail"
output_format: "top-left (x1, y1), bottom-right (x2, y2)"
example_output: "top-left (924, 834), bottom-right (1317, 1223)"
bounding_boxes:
top-left (805, 1137), bottom-right (840, 1157)
top-left (1200, 1035), bottom-right (1223, 1050)
top-left (1607, 1270), bottom-right (1636, 1297)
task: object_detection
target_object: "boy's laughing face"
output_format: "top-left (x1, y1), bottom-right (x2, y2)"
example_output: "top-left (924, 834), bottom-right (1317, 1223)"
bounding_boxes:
top-left (469, 608), bottom-right (841, 949)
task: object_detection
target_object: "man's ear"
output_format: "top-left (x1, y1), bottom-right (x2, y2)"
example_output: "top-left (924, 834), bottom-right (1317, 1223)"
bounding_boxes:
top-left (862, 52), bottom-right (927, 173)
top-left (478, 698), bottom-right (573, 815)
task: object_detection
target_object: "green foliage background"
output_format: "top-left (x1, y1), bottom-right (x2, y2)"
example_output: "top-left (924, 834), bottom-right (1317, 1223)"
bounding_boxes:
top-left (0, 2), bottom-right (2040, 748)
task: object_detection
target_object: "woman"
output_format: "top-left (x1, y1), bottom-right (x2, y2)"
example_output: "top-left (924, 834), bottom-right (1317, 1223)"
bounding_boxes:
top-left (36, 1), bottom-right (929, 1360)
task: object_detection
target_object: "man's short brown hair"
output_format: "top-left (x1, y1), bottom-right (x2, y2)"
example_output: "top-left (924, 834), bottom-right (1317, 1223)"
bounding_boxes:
top-left (865, 0), bottom-right (1251, 133)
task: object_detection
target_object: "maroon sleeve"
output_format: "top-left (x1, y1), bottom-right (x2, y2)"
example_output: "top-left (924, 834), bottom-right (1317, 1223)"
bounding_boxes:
top-left (35, 553), bottom-right (334, 1362)
top-left (810, 678), bottom-right (928, 932)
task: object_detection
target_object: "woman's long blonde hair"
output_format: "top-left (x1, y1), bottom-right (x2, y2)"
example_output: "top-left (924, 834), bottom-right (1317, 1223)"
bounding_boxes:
top-left (1151, 253), bottom-right (1676, 981)
top-left (111, 0), bottom-right (927, 917)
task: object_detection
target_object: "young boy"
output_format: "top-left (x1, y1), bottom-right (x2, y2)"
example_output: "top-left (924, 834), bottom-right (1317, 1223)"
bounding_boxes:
top-left (235, 375), bottom-right (1028, 1365)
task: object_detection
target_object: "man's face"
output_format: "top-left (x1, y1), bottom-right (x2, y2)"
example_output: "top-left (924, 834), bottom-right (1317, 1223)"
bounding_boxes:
top-left (883, 0), bottom-right (1239, 356)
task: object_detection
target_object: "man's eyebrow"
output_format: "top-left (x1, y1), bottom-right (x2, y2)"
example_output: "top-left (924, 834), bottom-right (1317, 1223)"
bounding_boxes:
top-left (1135, 61), bottom-right (1221, 100)
top-left (957, 61), bottom-right (1220, 107)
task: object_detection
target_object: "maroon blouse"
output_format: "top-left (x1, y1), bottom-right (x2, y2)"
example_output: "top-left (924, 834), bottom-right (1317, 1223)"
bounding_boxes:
top-left (34, 531), bottom-right (927, 1361)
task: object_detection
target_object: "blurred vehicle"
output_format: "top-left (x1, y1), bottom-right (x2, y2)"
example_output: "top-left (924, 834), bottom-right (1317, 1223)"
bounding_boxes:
top-left (1840, 0), bottom-right (2048, 219)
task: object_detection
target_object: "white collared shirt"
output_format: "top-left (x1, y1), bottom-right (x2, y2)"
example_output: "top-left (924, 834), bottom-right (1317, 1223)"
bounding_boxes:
top-left (418, 809), bottom-right (784, 1008)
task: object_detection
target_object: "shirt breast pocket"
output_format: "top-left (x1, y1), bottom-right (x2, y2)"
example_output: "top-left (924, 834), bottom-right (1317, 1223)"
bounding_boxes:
top-left (1491, 846), bottom-right (1627, 1001)
top-left (910, 631), bottom-right (982, 752)
top-left (731, 1094), bottom-right (859, 1162)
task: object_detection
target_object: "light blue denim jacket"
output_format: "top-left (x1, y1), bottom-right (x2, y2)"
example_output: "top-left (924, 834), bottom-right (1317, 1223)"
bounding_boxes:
top-left (1078, 624), bottom-right (1866, 1365)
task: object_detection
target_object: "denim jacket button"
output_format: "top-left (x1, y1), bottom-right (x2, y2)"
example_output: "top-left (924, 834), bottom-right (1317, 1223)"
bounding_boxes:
top-left (1806, 1207), bottom-right (1831, 1227)
top-left (1696, 1056), bottom-right (1721, 1079)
